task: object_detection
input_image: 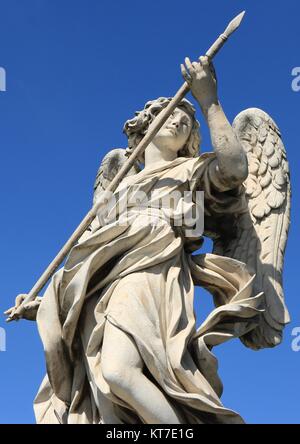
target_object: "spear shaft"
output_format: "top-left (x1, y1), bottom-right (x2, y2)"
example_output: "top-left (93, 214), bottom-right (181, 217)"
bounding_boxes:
top-left (6, 11), bottom-right (245, 322)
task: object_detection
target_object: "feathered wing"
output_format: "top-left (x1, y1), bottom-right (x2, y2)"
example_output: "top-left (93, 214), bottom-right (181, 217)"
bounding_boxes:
top-left (93, 148), bottom-right (140, 203)
top-left (76, 148), bottom-right (140, 241)
top-left (212, 108), bottom-right (291, 350)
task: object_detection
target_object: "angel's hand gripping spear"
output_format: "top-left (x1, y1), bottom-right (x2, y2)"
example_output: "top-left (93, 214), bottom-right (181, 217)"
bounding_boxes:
top-left (5, 11), bottom-right (245, 322)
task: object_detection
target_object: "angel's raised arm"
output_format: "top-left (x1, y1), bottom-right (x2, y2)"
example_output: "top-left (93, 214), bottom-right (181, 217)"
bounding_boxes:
top-left (181, 56), bottom-right (248, 190)
top-left (204, 101), bottom-right (248, 190)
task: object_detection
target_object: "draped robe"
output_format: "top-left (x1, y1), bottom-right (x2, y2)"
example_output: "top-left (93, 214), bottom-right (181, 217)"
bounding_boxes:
top-left (34, 153), bottom-right (263, 424)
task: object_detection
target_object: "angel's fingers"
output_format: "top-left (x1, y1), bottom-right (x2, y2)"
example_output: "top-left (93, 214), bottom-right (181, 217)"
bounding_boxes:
top-left (181, 64), bottom-right (191, 84)
top-left (4, 307), bottom-right (15, 315)
top-left (15, 294), bottom-right (26, 307)
top-left (184, 57), bottom-right (195, 75)
top-left (192, 61), bottom-right (201, 74)
top-left (199, 55), bottom-right (209, 67)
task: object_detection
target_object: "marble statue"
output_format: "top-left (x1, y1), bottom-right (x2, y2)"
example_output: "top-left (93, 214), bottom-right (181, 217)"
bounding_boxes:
top-left (5, 55), bottom-right (291, 424)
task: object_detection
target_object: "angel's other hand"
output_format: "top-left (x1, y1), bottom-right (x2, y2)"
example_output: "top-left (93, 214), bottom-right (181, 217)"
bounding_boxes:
top-left (181, 55), bottom-right (218, 110)
top-left (4, 294), bottom-right (41, 321)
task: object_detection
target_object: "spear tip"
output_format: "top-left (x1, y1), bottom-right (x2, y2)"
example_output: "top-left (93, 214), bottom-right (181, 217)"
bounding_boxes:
top-left (224, 11), bottom-right (246, 37)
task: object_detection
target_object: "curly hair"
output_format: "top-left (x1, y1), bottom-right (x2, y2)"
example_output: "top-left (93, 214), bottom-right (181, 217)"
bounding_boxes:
top-left (123, 97), bottom-right (201, 163)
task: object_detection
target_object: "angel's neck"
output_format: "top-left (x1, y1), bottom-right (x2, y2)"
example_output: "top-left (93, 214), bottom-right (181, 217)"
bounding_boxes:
top-left (144, 142), bottom-right (177, 169)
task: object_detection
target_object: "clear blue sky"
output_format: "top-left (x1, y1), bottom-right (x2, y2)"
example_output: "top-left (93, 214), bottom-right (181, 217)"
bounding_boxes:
top-left (0, 0), bottom-right (299, 424)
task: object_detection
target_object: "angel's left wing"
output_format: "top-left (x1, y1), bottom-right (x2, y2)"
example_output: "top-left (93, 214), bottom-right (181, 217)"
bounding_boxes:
top-left (78, 148), bottom-right (140, 242)
top-left (93, 148), bottom-right (140, 203)
top-left (212, 108), bottom-right (291, 350)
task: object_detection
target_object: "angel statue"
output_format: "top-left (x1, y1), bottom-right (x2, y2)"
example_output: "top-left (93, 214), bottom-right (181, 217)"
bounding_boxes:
top-left (5, 55), bottom-right (290, 425)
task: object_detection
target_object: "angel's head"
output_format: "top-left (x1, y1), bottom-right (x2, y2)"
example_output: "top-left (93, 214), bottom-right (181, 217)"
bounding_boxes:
top-left (123, 97), bottom-right (201, 164)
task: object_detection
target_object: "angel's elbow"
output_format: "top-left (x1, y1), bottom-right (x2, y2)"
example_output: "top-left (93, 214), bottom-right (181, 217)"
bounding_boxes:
top-left (230, 147), bottom-right (248, 183)
top-left (234, 161), bottom-right (248, 184)
top-left (219, 155), bottom-right (248, 188)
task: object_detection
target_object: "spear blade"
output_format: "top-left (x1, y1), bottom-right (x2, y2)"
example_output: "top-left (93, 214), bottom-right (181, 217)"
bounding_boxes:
top-left (224, 11), bottom-right (246, 38)
top-left (206, 11), bottom-right (246, 59)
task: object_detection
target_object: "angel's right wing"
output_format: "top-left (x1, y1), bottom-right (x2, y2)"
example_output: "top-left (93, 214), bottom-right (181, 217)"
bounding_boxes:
top-left (93, 148), bottom-right (140, 203)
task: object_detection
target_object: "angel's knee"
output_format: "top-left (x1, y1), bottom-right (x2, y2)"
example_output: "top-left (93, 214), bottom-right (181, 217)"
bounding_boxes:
top-left (102, 360), bottom-right (142, 398)
top-left (101, 322), bottom-right (144, 398)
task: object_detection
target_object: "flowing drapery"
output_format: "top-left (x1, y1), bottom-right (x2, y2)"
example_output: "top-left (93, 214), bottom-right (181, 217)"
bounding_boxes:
top-left (34, 154), bottom-right (263, 424)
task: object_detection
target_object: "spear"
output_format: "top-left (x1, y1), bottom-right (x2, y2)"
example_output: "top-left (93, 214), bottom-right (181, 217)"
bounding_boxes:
top-left (6, 11), bottom-right (246, 322)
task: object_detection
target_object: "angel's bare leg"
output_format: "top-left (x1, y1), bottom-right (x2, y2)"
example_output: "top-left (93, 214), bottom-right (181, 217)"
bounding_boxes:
top-left (101, 320), bottom-right (181, 424)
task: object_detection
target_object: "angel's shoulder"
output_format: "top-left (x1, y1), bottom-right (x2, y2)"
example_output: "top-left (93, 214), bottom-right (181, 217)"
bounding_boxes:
top-left (184, 151), bottom-right (216, 177)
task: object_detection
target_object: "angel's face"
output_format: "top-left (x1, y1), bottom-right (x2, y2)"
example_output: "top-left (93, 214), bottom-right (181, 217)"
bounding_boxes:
top-left (152, 107), bottom-right (193, 153)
